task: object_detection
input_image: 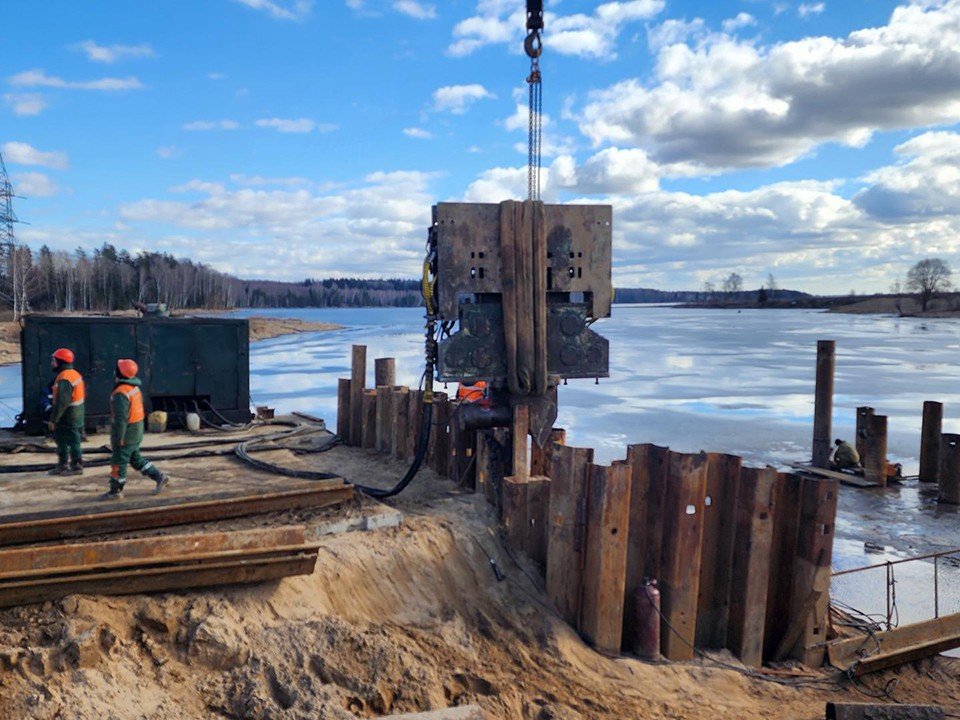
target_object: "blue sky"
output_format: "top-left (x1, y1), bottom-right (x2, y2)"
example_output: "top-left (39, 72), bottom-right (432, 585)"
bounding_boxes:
top-left (4, 0), bottom-right (960, 295)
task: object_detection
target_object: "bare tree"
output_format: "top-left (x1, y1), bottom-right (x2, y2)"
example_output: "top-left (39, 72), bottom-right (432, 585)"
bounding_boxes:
top-left (906, 258), bottom-right (952, 312)
top-left (890, 277), bottom-right (904, 315)
top-left (722, 272), bottom-right (743, 295)
top-left (766, 273), bottom-right (778, 300)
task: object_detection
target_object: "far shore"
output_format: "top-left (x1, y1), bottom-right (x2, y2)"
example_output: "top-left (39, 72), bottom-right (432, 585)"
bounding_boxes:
top-left (0, 312), bottom-right (342, 368)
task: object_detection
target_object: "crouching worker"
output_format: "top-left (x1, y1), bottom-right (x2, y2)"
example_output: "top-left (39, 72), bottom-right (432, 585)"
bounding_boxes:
top-left (101, 359), bottom-right (169, 500)
top-left (831, 438), bottom-right (861, 471)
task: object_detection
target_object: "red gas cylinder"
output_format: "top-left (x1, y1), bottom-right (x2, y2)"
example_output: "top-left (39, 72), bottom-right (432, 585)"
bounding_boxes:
top-left (633, 579), bottom-right (661, 660)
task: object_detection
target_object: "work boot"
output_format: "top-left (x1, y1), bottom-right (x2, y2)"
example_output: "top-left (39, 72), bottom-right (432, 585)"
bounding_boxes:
top-left (48, 459), bottom-right (68, 476)
top-left (153, 472), bottom-right (169, 495)
top-left (64, 458), bottom-right (84, 476)
top-left (99, 480), bottom-right (125, 500)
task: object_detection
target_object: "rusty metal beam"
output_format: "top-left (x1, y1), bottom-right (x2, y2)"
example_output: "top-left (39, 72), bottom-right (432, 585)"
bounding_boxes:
top-left (0, 482), bottom-right (353, 546)
top-left (826, 702), bottom-right (944, 719)
top-left (827, 612), bottom-right (960, 676)
top-left (0, 526), bottom-right (318, 608)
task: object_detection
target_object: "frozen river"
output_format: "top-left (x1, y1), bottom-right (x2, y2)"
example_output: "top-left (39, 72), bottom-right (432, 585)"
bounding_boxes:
top-left (3, 304), bottom-right (960, 622)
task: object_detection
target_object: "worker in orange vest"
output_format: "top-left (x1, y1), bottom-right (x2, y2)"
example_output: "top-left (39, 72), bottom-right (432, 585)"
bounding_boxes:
top-left (102, 359), bottom-right (168, 500)
top-left (457, 380), bottom-right (487, 402)
top-left (48, 347), bottom-right (85, 476)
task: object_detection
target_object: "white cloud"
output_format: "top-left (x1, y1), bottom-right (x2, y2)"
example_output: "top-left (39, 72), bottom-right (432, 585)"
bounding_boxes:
top-left (114, 169), bottom-right (439, 280)
top-left (433, 84), bottom-right (494, 114)
top-left (798, 3), bottom-right (826, 19)
top-left (70, 40), bottom-right (156, 63)
top-left (255, 118), bottom-right (337, 133)
top-left (3, 93), bottom-right (48, 115)
top-left (854, 131), bottom-right (960, 219)
top-left (1, 142), bottom-right (69, 170)
top-left (182, 120), bottom-right (241, 131)
top-left (12, 172), bottom-right (60, 198)
top-left (156, 146), bottom-right (179, 159)
top-left (229, 174), bottom-right (312, 187)
top-left (8, 69), bottom-right (142, 91)
top-left (207, 72), bottom-right (226, 81)
top-left (403, 127), bottom-right (432, 138)
top-left (577, 1), bottom-right (960, 171)
top-left (449, 0), bottom-right (665, 59)
top-left (230, 0), bottom-right (313, 21)
top-left (394, 1), bottom-right (435, 19)
top-left (722, 13), bottom-right (756, 33)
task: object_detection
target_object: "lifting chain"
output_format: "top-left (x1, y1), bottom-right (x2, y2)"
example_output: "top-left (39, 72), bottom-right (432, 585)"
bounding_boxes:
top-left (525, 0), bottom-right (544, 201)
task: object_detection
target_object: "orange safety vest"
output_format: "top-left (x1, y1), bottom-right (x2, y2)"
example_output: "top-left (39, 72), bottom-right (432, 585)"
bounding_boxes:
top-left (111, 383), bottom-right (145, 423)
top-left (457, 381), bottom-right (486, 402)
top-left (53, 368), bottom-right (85, 406)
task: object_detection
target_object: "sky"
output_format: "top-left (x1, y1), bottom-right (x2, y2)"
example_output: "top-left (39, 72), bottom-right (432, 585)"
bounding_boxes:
top-left (4, 0), bottom-right (960, 296)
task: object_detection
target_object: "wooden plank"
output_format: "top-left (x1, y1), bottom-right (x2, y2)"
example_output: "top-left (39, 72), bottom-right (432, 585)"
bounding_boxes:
top-left (430, 392), bottom-right (449, 477)
top-left (0, 554), bottom-right (317, 608)
top-left (376, 384), bottom-right (394, 454)
top-left (580, 463), bottom-right (632, 656)
top-left (726, 466), bottom-right (776, 668)
top-left (863, 414), bottom-right (888, 487)
top-left (659, 451), bottom-right (708, 661)
top-left (475, 430), bottom-right (494, 505)
top-left (350, 344), bottom-right (367, 447)
top-left (764, 472), bottom-right (804, 659)
top-left (407, 389), bottom-right (424, 459)
top-left (337, 378), bottom-right (351, 444)
top-left (789, 463), bottom-right (879, 488)
top-left (512, 405), bottom-right (530, 481)
top-left (392, 387), bottom-right (410, 460)
top-left (789, 477), bottom-right (839, 666)
top-left (622, 444), bottom-right (662, 652)
top-left (531, 428), bottom-right (565, 477)
top-left (374, 357), bottom-right (395, 388)
top-left (696, 452), bottom-right (742, 650)
top-left (545, 444), bottom-right (594, 626)
top-left (0, 526), bottom-right (306, 574)
top-left (827, 612), bottom-right (960, 676)
top-left (526, 476), bottom-right (550, 566)
top-left (0, 484), bottom-right (354, 546)
top-left (361, 389), bottom-right (377, 449)
top-left (503, 476), bottom-right (528, 552)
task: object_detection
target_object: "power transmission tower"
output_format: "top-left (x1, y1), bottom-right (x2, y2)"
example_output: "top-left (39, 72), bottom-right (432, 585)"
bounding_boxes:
top-left (0, 151), bottom-right (24, 318)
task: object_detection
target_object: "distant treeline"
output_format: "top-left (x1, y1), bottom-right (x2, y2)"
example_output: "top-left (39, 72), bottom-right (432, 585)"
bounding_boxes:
top-left (613, 287), bottom-right (811, 304)
top-left (2, 242), bottom-right (810, 314)
top-left (2, 243), bottom-right (421, 313)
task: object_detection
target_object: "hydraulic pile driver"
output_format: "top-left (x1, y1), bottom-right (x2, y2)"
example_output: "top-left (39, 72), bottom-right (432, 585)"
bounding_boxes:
top-left (424, 200), bottom-right (612, 446)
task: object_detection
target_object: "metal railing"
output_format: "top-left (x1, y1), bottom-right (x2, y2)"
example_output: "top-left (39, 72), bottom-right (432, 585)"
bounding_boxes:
top-left (832, 547), bottom-right (960, 630)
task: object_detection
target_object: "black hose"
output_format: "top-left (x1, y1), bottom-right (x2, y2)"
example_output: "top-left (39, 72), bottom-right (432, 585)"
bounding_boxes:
top-left (354, 401), bottom-right (433, 499)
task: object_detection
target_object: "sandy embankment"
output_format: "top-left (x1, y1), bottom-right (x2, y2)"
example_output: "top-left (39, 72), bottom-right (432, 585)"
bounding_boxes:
top-left (0, 313), bottom-right (341, 368)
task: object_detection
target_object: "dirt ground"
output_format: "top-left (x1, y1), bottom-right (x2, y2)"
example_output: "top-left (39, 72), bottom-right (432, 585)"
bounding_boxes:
top-left (1, 422), bottom-right (960, 719)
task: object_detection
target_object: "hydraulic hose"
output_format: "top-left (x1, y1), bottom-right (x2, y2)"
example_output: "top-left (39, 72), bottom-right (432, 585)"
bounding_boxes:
top-left (353, 401), bottom-right (432, 499)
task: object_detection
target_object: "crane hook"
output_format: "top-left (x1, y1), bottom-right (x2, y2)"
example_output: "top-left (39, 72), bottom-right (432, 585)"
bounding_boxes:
top-left (524, 31), bottom-right (542, 59)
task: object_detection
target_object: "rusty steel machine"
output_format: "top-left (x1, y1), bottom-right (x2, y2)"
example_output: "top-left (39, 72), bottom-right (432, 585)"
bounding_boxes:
top-left (365, 1), bottom-right (614, 498)
top-left (424, 201), bottom-right (612, 445)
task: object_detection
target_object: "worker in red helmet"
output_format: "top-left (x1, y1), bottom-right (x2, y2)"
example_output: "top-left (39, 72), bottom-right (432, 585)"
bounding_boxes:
top-left (102, 358), bottom-right (168, 500)
top-left (48, 347), bottom-right (85, 476)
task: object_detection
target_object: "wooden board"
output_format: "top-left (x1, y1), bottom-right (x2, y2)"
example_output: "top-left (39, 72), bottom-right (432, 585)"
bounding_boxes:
top-left (580, 463), bottom-right (631, 655)
top-left (659, 451), bottom-right (708, 661)
top-left (545, 444), bottom-right (593, 626)
top-left (789, 463), bottom-right (879, 488)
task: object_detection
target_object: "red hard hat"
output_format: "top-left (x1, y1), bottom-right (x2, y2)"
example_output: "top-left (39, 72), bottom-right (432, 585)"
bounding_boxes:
top-left (52, 348), bottom-right (74, 363)
top-left (116, 358), bottom-right (138, 379)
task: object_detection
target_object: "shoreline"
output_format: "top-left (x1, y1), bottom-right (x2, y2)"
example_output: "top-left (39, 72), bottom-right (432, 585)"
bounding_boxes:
top-left (0, 313), bottom-right (342, 368)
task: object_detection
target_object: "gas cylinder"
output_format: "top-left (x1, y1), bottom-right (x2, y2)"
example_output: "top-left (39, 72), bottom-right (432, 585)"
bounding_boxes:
top-left (633, 579), bottom-right (661, 660)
